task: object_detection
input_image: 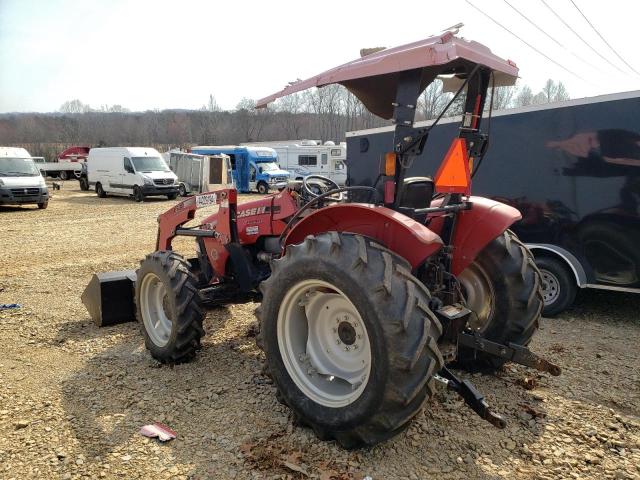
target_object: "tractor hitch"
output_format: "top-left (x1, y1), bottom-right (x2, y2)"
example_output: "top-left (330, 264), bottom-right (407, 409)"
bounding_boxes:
top-left (435, 367), bottom-right (507, 429)
top-left (458, 332), bottom-right (562, 376)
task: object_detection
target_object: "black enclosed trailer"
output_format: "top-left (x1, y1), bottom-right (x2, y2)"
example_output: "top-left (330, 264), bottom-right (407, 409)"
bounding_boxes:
top-left (346, 90), bottom-right (640, 315)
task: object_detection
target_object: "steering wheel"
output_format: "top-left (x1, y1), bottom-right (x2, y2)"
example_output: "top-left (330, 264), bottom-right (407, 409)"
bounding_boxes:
top-left (302, 175), bottom-right (343, 201)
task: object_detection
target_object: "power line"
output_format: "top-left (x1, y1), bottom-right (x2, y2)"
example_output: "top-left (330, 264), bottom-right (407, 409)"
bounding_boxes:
top-left (464, 0), bottom-right (586, 82)
top-left (539, 0), bottom-right (627, 75)
top-left (568, 0), bottom-right (640, 76)
top-left (502, 0), bottom-right (603, 73)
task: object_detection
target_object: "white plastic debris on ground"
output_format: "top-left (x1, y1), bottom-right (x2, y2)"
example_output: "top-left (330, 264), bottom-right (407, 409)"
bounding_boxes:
top-left (139, 422), bottom-right (177, 442)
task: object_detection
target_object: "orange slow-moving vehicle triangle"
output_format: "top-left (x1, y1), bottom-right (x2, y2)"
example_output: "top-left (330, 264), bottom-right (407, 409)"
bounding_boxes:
top-left (434, 138), bottom-right (471, 195)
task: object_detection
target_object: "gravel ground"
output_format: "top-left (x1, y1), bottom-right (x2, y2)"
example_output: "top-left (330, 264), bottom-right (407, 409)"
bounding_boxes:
top-left (1, 183), bottom-right (639, 480)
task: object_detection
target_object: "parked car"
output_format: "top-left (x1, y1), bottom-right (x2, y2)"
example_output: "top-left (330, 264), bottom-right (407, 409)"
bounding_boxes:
top-left (346, 90), bottom-right (640, 315)
top-left (87, 147), bottom-right (178, 201)
top-left (190, 146), bottom-right (289, 194)
top-left (0, 147), bottom-right (49, 209)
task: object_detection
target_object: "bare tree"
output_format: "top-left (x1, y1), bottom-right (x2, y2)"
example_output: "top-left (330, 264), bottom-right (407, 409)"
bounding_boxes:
top-left (207, 94), bottom-right (221, 112)
top-left (418, 80), bottom-right (450, 120)
top-left (540, 79), bottom-right (558, 103)
top-left (554, 82), bottom-right (569, 102)
top-left (59, 99), bottom-right (86, 114)
top-left (514, 85), bottom-right (534, 107)
top-left (489, 85), bottom-right (516, 110)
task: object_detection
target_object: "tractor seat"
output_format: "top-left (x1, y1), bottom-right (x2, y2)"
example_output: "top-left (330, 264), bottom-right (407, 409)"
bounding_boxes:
top-left (396, 177), bottom-right (434, 219)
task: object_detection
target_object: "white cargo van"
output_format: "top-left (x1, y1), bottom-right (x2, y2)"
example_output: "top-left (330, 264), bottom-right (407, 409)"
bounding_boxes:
top-left (87, 147), bottom-right (178, 202)
top-left (0, 147), bottom-right (49, 209)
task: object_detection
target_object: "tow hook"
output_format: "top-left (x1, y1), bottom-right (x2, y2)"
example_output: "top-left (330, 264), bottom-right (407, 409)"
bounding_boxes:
top-left (435, 367), bottom-right (507, 429)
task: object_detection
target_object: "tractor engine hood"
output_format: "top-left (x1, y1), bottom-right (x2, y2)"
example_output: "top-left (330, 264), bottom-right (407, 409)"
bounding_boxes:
top-left (256, 32), bottom-right (519, 119)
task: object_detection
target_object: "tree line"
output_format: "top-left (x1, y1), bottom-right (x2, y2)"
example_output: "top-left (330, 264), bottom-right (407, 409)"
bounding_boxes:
top-left (0, 80), bottom-right (568, 159)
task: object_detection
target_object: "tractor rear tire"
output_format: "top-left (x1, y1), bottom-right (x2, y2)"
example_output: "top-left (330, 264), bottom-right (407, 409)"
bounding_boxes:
top-left (256, 233), bottom-right (443, 449)
top-left (136, 251), bottom-right (205, 364)
top-left (456, 229), bottom-right (543, 371)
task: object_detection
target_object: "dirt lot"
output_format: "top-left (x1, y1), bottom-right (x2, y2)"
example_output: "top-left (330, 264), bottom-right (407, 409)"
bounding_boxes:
top-left (1, 183), bottom-right (639, 480)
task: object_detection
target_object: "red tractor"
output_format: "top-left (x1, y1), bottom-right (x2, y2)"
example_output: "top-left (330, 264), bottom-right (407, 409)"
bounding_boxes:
top-left (102, 33), bottom-right (560, 448)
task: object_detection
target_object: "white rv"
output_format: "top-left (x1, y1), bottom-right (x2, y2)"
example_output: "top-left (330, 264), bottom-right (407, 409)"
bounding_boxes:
top-left (87, 147), bottom-right (178, 202)
top-left (242, 140), bottom-right (347, 185)
top-left (0, 147), bottom-right (49, 209)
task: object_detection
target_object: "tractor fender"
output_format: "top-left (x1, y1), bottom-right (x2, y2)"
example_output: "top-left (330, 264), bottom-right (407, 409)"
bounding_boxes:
top-left (429, 196), bottom-right (522, 275)
top-left (284, 203), bottom-right (443, 268)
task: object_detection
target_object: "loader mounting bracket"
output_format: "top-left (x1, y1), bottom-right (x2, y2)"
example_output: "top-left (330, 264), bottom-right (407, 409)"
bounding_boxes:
top-left (458, 332), bottom-right (562, 376)
top-left (435, 366), bottom-right (507, 429)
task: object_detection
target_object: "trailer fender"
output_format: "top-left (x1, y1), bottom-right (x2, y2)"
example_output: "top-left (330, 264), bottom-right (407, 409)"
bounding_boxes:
top-left (429, 196), bottom-right (522, 275)
top-left (284, 203), bottom-right (443, 268)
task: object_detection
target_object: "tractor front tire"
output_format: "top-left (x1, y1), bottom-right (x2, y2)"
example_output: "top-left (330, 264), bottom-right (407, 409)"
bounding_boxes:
top-left (457, 229), bottom-right (543, 371)
top-left (256, 233), bottom-right (443, 449)
top-left (136, 251), bottom-right (205, 364)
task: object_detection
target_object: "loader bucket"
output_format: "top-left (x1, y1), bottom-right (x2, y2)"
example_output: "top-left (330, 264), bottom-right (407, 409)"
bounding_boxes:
top-left (81, 270), bottom-right (137, 327)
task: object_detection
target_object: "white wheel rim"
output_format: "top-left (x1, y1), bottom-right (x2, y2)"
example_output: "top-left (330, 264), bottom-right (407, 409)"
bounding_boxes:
top-left (458, 263), bottom-right (495, 333)
top-left (540, 269), bottom-right (561, 305)
top-left (277, 279), bottom-right (371, 408)
top-left (140, 272), bottom-right (173, 347)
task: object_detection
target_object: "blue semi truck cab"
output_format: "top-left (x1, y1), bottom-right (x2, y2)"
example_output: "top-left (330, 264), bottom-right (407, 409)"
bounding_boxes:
top-left (190, 145), bottom-right (290, 194)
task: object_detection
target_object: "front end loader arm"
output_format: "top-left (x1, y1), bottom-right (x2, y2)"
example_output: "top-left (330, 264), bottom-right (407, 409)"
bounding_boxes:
top-left (156, 189), bottom-right (238, 251)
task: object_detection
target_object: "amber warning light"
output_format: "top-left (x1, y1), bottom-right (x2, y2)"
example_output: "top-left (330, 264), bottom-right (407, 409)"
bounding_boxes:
top-left (433, 138), bottom-right (471, 195)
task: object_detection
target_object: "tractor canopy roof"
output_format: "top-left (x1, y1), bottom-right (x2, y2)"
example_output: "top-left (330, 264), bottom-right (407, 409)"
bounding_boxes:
top-left (256, 32), bottom-right (519, 119)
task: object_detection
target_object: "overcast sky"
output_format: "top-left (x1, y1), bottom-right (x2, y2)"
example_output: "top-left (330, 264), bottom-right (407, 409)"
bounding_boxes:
top-left (1, 0), bottom-right (639, 113)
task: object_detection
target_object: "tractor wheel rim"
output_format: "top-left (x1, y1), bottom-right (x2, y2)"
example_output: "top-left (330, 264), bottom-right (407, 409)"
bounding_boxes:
top-left (458, 263), bottom-right (495, 333)
top-left (540, 269), bottom-right (560, 305)
top-left (277, 279), bottom-right (371, 408)
top-left (140, 272), bottom-right (173, 347)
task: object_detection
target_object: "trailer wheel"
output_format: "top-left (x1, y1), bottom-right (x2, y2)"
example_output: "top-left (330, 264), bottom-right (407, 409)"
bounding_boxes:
top-left (256, 233), bottom-right (443, 448)
top-left (59, 171), bottom-right (69, 181)
top-left (456, 229), bottom-right (542, 371)
top-left (133, 186), bottom-right (144, 202)
top-left (257, 181), bottom-right (269, 194)
top-left (96, 182), bottom-right (107, 198)
top-left (136, 251), bottom-right (205, 364)
top-left (535, 256), bottom-right (577, 316)
top-left (37, 201), bottom-right (48, 209)
top-left (79, 177), bottom-right (89, 191)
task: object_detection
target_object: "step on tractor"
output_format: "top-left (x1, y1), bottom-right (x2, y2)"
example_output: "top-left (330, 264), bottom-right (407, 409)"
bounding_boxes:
top-left (84, 32), bottom-right (560, 449)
